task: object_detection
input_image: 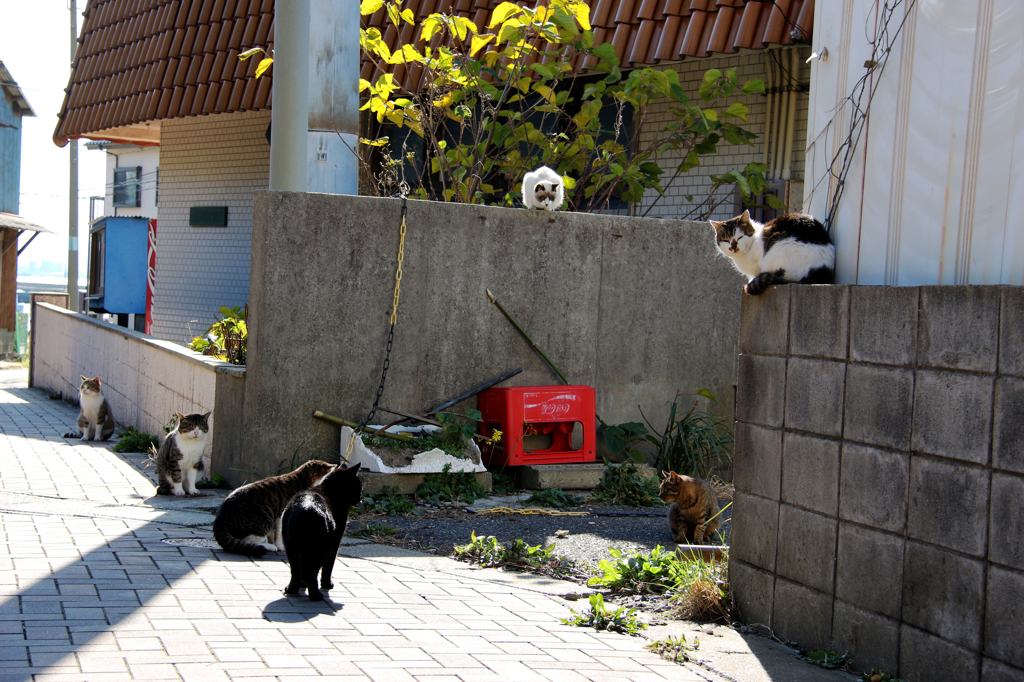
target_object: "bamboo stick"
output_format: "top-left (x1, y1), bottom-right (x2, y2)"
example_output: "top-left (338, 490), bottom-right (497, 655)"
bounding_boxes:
top-left (312, 410), bottom-right (413, 442)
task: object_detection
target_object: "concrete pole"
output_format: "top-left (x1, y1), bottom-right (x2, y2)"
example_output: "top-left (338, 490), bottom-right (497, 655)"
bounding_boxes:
top-left (269, 0), bottom-right (310, 192)
top-left (68, 0), bottom-right (79, 311)
top-left (306, 0), bottom-right (360, 194)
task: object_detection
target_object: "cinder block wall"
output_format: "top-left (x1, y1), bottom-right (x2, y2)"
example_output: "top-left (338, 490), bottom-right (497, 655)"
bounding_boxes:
top-left (238, 192), bottom-right (745, 481)
top-left (730, 285), bottom-right (1024, 682)
top-left (30, 303), bottom-right (246, 476)
top-left (152, 110), bottom-right (271, 344)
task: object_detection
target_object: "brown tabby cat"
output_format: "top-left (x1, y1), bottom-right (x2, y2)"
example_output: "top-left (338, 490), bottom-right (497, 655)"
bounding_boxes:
top-left (659, 471), bottom-right (720, 544)
top-left (212, 460), bottom-right (335, 557)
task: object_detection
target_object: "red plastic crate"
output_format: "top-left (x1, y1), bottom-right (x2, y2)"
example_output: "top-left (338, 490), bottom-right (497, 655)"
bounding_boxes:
top-left (477, 385), bottom-right (596, 466)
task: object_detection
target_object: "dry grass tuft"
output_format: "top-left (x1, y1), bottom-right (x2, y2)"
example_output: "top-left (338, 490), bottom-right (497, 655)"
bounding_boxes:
top-left (672, 556), bottom-right (730, 621)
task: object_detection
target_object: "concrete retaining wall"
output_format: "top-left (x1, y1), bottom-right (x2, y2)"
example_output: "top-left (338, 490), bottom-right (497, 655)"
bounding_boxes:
top-left (730, 285), bottom-right (1024, 682)
top-left (239, 192), bottom-right (744, 479)
top-left (30, 303), bottom-right (245, 478)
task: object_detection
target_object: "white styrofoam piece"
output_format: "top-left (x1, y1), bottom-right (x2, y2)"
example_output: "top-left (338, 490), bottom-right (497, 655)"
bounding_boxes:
top-left (340, 426), bottom-right (486, 475)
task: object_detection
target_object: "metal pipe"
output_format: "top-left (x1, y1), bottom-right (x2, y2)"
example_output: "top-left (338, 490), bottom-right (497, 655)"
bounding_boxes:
top-left (17, 232), bottom-right (38, 256)
top-left (269, 0), bottom-right (310, 192)
top-left (763, 52), bottom-right (773, 169)
top-left (782, 47), bottom-right (800, 181)
top-left (772, 50), bottom-right (788, 181)
top-left (68, 0), bottom-right (80, 312)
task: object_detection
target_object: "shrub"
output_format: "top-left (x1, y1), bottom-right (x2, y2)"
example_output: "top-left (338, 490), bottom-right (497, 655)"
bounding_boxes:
top-left (590, 460), bottom-right (661, 507)
top-left (359, 485), bottom-right (416, 516)
top-left (525, 488), bottom-right (582, 508)
top-left (112, 426), bottom-right (159, 454)
top-left (417, 463), bottom-right (486, 504)
top-left (561, 593), bottom-right (646, 635)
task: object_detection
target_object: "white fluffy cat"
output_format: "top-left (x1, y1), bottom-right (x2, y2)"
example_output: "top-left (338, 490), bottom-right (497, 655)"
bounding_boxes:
top-left (521, 166), bottom-right (564, 211)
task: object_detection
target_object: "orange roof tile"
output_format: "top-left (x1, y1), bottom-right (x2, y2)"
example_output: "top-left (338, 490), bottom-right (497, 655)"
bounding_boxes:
top-left (55, 0), bottom-right (811, 146)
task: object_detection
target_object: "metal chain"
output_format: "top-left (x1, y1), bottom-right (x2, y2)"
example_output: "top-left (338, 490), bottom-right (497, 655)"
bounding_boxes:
top-left (345, 198), bottom-right (408, 460)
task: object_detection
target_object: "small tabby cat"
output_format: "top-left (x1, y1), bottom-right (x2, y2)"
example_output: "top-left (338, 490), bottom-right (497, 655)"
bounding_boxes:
top-left (212, 460), bottom-right (335, 557)
top-left (282, 463), bottom-right (363, 601)
top-left (154, 412), bottom-right (211, 496)
top-left (522, 166), bottom-right (564, 211)
top-left (65, 376), bottom-right (116, 441)
top-left (711, 210), bottom-right (834, 295)
top-left (659, 471), bottom-right (720, 544)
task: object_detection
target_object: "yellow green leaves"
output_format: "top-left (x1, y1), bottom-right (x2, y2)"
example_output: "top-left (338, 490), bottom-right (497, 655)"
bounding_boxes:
top-left (360, 0), bottom-right (384, 15)
top-left (237, 47), bottom-right (263, 60)
top-left (421, 15), bottom-right (444, 41)
top-left (488, 2), bottom-right (524, 28)
top-left (386, 44), bottom-right (424, 65)
top-left (255, 58), bottom-right (273, 78)
top-left (724, 101), bottom-right (749, 121)
top-left (470, 34), bottom-right (496, 57)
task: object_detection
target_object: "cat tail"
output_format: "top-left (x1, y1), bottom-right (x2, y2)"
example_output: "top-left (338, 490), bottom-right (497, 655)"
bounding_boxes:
top-left (212, 518), bottom-right (268, 557)
top-left (745, 269), bottom-right (787, 296)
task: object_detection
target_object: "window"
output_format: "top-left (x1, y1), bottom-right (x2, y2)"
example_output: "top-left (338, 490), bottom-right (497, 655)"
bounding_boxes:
top-left (113, 166), bottom-right (141, 207)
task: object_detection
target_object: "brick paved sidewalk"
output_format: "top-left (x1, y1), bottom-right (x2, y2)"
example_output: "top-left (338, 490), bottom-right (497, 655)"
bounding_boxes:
top-left (0, 369), bottom-right (699, 682)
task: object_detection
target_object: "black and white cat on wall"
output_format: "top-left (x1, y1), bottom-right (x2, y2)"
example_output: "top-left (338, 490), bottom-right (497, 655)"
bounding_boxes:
top-left (711, 210), bottom-right (835, 295)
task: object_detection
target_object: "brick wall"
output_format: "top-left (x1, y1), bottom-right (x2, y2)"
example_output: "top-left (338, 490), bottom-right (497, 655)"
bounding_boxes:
top-left (637, 48), bottom-right (809, 221)
top-left (152, 110), bottom-right (271, 343)
top-left (730, 284), bottom-right (1024, 682)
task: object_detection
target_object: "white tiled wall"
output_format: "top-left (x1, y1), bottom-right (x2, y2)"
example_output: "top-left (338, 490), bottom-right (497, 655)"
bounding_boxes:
top-left (152, 110), bottom-right (271, 343)
top-left (636, 48), bottom-right (809, 221)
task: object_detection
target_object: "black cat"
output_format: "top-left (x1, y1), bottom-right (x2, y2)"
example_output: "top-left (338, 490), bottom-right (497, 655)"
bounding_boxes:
top-left (281, 463), bottom-right (362, 601)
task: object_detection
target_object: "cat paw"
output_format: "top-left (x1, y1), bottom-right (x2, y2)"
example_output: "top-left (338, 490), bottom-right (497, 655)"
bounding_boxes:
top-left (320, 581), bottom-right (334, 590)
top-left (283, 585), bottom-right (300, 596)
top-left (308, 590), bottom-right (324, 602)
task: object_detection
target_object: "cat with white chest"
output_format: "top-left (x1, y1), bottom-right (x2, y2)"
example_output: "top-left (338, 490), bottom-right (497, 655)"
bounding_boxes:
top-left (154, 412), bottom-right (210, 496)
top-left (66, 376), bottom-right (116, 441)
top-left (710, 210), bottom-right (835, 295)
top-left (521, 166), bottom-right (564, 211)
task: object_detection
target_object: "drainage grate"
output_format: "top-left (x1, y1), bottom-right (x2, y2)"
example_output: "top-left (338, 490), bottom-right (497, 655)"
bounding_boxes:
top-left (162, 538), bottom-right (220, 549)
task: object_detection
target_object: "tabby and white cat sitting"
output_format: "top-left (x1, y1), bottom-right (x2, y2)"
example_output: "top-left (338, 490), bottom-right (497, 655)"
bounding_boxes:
top-left (154, 412), bottom-right (211, 496)
top-left (522, 166), bottom-right (564, 211)
top-left (64, 376), bottom-right (116, 441)
top-left (659, 471), bottom-right (720, 545)
top-left (711, 210), bottom-right (834, 295)
top-left (212, 460), bottom-right (335, 557)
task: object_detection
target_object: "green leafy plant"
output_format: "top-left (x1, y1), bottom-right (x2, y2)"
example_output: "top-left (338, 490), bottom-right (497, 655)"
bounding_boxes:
top-left (862, 671), bottom-right (905, 682)
top-left (590, 459), bottom-right (662, 507)
top-left (561, 593), bottom-right (646, 635)
top-left (112, 426), bottom-right (160, 454)
top-left (799, 650), bottom-right (852, 671)
top-left (189, 305), bottom-right (247, 365)
top-left (453, 531), bottom-right (586, 581)
top-left (642, 389), bottom-right (733, 479)
top-left (600, 421), bottom-right (649, 462)
top-left (647, 634), bottom-right (699, 664)
top-left (488, 468), bottom-right (517, 494)
top-left (353, 0), bottom-right (770, 215)
top-left (195, 474), bottom-right (231, 490)
top-left (359, 485), bottom-right (416, 516)
top-left (349, 522), bottom-right (398, 540)
top-left (588, 545), bottom-right (677, 594)
top-left (416, 463), bottom-right (486, 504)
top-left (525, 488), bottom-right (582, 508)
top-left (670, 551), bottom-right (730, 621)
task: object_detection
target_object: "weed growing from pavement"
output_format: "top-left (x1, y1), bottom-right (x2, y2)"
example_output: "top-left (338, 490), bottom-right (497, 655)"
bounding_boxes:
top-left (357, 485), bottom-right (417, 516)
top-left (799, 650), bottom-right (852, 671)
top-left (416, 464), bottom-right (486, 504)
top-left (195, 474), bottom-right (231, 489)
top-left (862, 671), bottom-right (905, 682)
top-left (561, 593), bottom-right (646, 635)
top-left (112, 426), bottom-right (160, 453)
top-left (525, 488), bottom-right (582, 508)
top-left (452, 532), bottom-right (589, 582)
top-left (647, 634), bottom-right (699, 663)
top-left (349, 522), bottom-right (398, 540)
top-left (591, 459), bottom-right (662, 507)
top-left (588, 545), bottom-right (731, 620)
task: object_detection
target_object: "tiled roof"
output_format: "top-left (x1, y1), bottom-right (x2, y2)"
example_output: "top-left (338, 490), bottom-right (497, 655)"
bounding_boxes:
top-left (361, 0), bottom-right (814, 92)
top-left (54, 0), bottom-right (276, 147)
top-left (55, 0), bottom-right (811, 146)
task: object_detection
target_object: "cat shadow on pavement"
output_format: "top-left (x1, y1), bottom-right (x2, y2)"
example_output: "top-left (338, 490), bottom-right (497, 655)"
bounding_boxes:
top-left (262, 595), bottom-right (342, 622)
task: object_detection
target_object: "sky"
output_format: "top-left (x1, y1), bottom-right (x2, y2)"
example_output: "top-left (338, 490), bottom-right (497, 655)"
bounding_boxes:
top-left (2, 0), bottom-right (106, 277)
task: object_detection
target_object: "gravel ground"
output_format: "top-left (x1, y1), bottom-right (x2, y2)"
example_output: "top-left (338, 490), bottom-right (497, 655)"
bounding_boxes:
top-left (349, 493), bottom-right (732, 568)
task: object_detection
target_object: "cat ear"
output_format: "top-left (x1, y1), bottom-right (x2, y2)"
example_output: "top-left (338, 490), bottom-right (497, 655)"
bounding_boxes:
top-left (93, 377), bottom-right (101, 384)
top-left (709, 220), bottom-right (723, 230)
top-left (175, 412), bottom-right (186, 420)
top-left (741, 209), bottom-right (752, 224)
top-left (81, 375), bottom-right (88, 382)
top-left (551, 183), bottom-right (559, 191)
top-left (202, 412), bottom-right (211, 420)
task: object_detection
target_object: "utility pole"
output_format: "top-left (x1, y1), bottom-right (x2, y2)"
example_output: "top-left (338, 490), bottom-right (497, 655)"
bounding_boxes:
top-left (269, 0), bottom-right (309, 192)
top-left (68, 0), bottom-right (79, 312)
